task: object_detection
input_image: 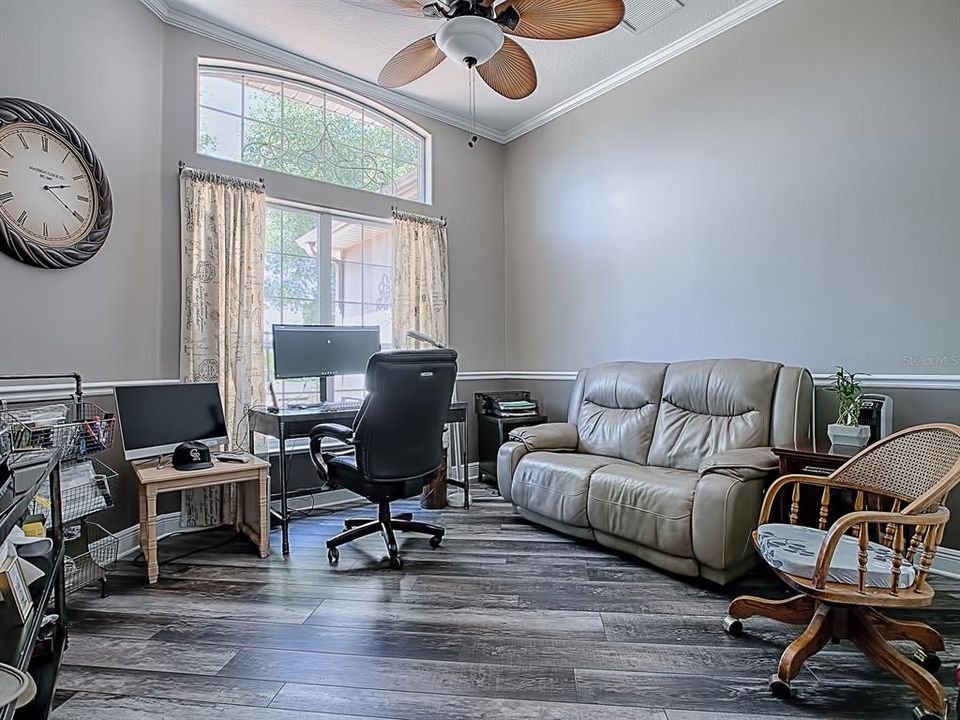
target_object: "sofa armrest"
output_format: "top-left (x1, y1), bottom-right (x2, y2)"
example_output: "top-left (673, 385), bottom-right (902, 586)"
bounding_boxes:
top-left (508, 423), bottom-right (579, 452)
top-left (698, 447), bottom-right (778, 481)
top-left (497, 441), bottom-right (527, 503)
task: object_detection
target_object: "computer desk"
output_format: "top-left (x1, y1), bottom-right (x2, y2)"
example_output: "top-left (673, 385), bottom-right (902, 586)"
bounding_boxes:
top-left (248, 401), bottom-right (469, 555)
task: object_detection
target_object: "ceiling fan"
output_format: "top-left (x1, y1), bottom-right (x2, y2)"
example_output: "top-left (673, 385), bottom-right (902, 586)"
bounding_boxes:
top-left (343, 0), bottom-right (626, 100)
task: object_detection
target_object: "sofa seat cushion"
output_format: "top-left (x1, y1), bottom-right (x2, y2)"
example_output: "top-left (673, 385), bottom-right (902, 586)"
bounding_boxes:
top-left (512, 452), bottom-right (633, 528)
top-left (757, 523), bottom-right (916, 589)
top-left (587, 465), bottom-right (698, 558)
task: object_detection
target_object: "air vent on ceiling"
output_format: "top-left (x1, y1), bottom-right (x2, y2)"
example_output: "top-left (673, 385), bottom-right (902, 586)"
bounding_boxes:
top-left (620, 0), bottom-right (684, 34)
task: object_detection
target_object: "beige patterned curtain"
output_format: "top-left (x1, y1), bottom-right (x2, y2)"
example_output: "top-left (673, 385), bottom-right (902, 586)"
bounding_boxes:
top-left (392, 210), bottom-right (449, 348)
top-left (179, 166), bottom-right (266, 527)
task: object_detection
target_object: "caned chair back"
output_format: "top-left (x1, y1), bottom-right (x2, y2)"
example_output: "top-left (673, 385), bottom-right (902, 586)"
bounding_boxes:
top-left (831, 424), bottom-right (960, 512)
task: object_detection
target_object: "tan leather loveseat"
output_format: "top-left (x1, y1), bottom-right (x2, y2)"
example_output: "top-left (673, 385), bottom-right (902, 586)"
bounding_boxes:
top-left (497, 359), bottom-right (813, 584)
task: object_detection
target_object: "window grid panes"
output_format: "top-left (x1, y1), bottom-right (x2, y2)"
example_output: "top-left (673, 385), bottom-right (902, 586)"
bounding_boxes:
top-left (264, 203), bottom-right (393, 407)
top-left (198, 65), bottom-right (427, 202)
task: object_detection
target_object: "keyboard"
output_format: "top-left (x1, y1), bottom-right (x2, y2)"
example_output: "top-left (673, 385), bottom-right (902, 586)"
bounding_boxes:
top-left (288, 400), bottom-right (362, 413)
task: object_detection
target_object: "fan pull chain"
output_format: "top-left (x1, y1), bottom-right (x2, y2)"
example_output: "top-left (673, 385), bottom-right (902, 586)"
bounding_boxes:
top-left (467, 69), bottom-right (478, 149)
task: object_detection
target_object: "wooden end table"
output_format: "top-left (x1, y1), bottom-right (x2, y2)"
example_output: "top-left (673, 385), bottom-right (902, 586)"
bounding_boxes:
top-left (771, 439), bottom-right (863, 527)
top-left (132, 455), bottom-right (270, 584)
top-left (772, 439), bottom-right (859, 477)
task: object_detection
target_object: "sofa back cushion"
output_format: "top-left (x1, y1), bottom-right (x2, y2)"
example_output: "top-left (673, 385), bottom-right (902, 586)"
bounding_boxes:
top-left (647, 359), bottom-right (781, 471)
top-left (568, 361), bottom-right (668, 465)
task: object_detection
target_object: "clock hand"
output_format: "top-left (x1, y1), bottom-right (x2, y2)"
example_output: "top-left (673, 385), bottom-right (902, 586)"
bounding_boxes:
top-left (44, 186), bottom-right (74, 215)
top-left (43, 184), bottom-right (71, 191)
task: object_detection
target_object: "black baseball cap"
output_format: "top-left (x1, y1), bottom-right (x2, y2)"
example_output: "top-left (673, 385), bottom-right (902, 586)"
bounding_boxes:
top-left (172, 441), bottom-right (213, 471)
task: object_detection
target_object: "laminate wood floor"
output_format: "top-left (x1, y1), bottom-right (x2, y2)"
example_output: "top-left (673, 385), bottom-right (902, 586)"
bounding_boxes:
top-left (53, 491), bottom-right (960, 719)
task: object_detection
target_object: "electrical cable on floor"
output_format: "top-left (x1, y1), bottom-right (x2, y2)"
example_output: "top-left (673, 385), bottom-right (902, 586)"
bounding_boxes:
top-left (129, 527), bottom-right (242, 568)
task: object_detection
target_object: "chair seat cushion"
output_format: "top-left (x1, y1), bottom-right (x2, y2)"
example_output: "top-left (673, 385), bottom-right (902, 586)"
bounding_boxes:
top-left (757, 523), bottom-right (916, 589)
top-left (587, 465), bottom-right (698, 558)
top-left (512, 452), bottom-right (634, 528)
top-left (326, 453), bottom-right (425, 501)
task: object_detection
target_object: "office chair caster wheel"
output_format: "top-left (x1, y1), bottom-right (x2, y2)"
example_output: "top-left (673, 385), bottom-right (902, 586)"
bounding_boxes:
top-left (722, 615), bottom-right (743, 637)
top-left (913, 649), bottom-right (942, 673)
top-left (912, 706), bottom-right (944, 720)
top-left (327, 548), bottom-right (339, 565)
top-left (768, 675), bottom-right (792, 699)
top-left (429, 535), bottom-right (443, 548)
top-left (389, 554), bottom-right (403, 570)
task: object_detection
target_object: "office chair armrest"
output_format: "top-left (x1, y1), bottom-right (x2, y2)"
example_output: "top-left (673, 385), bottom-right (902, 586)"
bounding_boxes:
top-left (308, 423), bottom-right (355, 487)
top-left (309, 423), bottom-right (355, 445)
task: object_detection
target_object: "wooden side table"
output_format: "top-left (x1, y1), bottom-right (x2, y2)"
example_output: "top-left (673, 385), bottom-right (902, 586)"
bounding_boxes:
top-left (772, 439), bottom-right (859, 477)
top-left (132, 455), bottom-right (270, 584)
top-left (771, 439), bottom-right (862, 527)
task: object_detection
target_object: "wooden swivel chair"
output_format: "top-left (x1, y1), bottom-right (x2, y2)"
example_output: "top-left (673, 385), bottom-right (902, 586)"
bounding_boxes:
top-left (724, 423), bottom-right (960, 720)
top-left (309, 349), bottom-right (457, 570)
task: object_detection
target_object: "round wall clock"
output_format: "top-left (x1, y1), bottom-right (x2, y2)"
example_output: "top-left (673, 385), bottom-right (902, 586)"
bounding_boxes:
top-left (0, 98), bottom-right (112, 269)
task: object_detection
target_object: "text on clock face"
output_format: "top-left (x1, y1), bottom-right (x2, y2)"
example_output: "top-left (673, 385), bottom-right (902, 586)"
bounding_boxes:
top-left (0, 123), bottom-right (98, 248)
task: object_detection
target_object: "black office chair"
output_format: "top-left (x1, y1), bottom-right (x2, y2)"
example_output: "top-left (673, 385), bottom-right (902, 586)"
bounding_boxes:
top-left (308, 349), bottom-right (458, 569)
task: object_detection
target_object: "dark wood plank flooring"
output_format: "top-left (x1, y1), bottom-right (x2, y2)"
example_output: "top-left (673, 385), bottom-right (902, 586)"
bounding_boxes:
top-left (53, 491), bottom-right (960, 719)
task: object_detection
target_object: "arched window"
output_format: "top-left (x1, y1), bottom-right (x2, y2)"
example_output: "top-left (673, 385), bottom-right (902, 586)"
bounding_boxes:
top-left (197, 61), bottom-right (430, 202)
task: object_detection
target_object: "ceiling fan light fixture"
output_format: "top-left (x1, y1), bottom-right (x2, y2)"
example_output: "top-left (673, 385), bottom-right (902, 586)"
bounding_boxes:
top-left (435, 15), bottom-right (504, 67)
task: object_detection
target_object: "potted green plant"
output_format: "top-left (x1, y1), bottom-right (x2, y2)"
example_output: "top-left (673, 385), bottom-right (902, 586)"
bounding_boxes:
top-left (826, 366), bottom-right (871, 448)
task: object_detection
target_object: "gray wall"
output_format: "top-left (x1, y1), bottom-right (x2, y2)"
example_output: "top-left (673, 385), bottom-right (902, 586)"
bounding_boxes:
top-left (503, 0), bottom-right (960, 376)
top-left (0, 0), bottom-right (167, 379)
top-left (0, 0), bottom-right (506, 379)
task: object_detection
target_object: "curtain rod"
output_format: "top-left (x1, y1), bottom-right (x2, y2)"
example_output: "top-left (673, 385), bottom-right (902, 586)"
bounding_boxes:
top-left (391, 205), bottom-right (446, 227)
top-left (178, 160), bottom-right (265, 188)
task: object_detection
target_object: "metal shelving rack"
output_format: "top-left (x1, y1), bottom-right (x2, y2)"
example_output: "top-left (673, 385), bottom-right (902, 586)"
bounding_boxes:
top-left (0, 446), bottom-right (65, 720)
top-left (0, 374), bottom-right (119, 599)
top-left (0, 372), bottom-right (117, 719)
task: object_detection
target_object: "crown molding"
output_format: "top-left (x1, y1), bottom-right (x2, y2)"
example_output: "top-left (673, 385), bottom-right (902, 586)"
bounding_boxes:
top-left (500, 0), bottom-right (784, 142)
top-left (139, 0), bottom-right (509, 142)
top-left (141, 0), bottom-right (782, 145)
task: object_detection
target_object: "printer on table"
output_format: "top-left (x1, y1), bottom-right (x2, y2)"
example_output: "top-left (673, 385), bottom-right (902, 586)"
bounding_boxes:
top-left (474, 391), bottom-right (540, 418)
top-left (475, 392), bottom-right (546, 485)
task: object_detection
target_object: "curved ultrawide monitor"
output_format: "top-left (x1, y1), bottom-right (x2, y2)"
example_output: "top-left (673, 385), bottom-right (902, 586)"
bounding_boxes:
top-left (114, 382), bottom-right (228, 461)
top-left (272, 325), bottom-right (381, 380)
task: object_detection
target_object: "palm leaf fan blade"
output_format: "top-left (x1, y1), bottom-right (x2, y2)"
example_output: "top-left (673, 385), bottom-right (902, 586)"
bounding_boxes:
top-left (476, 36), bottom-right (537, 99)
top-left (503, 0), bottom-right (625, 40)
top-left (378, 35), bottom-right (447, 88)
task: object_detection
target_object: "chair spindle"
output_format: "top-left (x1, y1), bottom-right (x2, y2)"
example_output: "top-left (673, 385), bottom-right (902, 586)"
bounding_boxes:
top-left (857, 522), bottom-right (869, 593)
top-left (818, 486), bottom-right (830, 530)
top-left (915, 526), bottom-right (940, 590)
top-left (882, 499), bottom-right (902, 546)
top-left (850, 491), bottom-right (865, 538)
top-left (889, 524), bottom-right (904, 596)
top-left (906, 526), bottom-right (926, 564)
top-left (789, 482), bottom-right (800, 525)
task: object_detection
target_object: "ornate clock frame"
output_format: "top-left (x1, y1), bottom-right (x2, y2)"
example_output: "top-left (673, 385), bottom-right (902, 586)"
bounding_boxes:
top-left (0, 98), bottom-right (112, 269)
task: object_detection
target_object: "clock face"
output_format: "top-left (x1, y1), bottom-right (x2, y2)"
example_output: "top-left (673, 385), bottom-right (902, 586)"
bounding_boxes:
top-left (0, 123), bottom-right (98, 248)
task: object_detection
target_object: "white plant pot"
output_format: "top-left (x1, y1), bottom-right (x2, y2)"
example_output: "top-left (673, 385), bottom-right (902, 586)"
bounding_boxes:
top-left (827, 423), bottom-right (871, 448)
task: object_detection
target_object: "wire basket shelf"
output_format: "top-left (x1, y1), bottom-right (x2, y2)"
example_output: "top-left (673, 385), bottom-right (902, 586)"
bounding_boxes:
top-left (0, 423), bottom-right (11, 464)
top-left (32, 458), bottom-right (118, 527)
top-left (0, 401), bottom-right (115, 461)
top-left (63, 522), bottom-right (119, 596)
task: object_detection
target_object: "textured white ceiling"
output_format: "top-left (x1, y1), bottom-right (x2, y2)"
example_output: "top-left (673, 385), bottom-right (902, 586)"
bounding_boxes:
top-left (159, 0), bottom-right (751, 135)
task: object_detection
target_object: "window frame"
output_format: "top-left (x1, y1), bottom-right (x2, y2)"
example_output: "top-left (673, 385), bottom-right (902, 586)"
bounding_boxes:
top-left (264, 197), bottom-right (394, 407)
top-left (197, 58), bottom-right (433, 204)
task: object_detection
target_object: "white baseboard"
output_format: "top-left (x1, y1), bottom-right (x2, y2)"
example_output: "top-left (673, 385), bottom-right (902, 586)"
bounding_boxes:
top-left (931, 546), bottom-right (960, 580)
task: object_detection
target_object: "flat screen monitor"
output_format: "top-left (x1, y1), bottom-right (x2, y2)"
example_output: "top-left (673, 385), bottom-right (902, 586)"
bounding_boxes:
top-left (114, 382), bottom-right (229, 461)
top-left (272, 325), bottom-right (381, 379)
